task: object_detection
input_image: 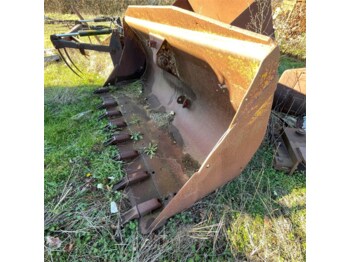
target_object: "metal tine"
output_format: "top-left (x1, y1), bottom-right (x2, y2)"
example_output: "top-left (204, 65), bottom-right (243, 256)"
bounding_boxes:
top-left (57, 49), bottom-right (82, 78)
top-left (63, 47), bottom-right (83, 74)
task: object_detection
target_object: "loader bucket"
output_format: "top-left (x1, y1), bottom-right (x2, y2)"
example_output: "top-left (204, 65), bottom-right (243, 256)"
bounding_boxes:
top-left (50, 0), bottom-right (279, 233)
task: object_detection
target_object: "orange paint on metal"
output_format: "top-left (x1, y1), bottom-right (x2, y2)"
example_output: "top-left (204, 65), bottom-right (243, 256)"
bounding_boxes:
top-left (121, 5), bottom-right (279, 233)
top-left (125, 6), bottom-right (274, 111)
top-left (278, 68), bottom-right (306, 95)
top-left (188, 0), bottom-right (254, 24)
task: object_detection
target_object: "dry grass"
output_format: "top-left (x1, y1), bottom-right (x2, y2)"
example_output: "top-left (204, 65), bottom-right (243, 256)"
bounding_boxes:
top-left (273, 0), bottom-right (306, 59)
top-left (44, 0), bottom-right (174, 15)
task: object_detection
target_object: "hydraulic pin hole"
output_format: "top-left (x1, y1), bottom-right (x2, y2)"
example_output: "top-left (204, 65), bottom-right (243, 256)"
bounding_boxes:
top-left (177, 95), bottom-right (191, 109)
top-left (177, 95), bottom-right (185, 104)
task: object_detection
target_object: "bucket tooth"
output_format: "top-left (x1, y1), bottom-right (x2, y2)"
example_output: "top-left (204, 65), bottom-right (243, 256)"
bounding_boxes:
top-left (98, 109), bottom-right (122, 120)
top-left (105, 118), bottom-right (127, 130)
top-left (113, 170), bottom-right (150, 191)
top-left (104, 133), bottom-right (132, 146)
top-left (97, 100), bottom-right (118, 110)
top-left (101, 96), bottom-right (116, 102)
top-left (121, 198), bottom-right (162, 225)
top-left (93, 87), bottom-right (111, 94)
top-left (114, 149), bottom-right (139, 162)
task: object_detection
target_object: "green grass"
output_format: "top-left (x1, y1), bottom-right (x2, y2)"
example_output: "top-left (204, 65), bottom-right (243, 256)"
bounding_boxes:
top-left (45, 13), bottom-right (306, 261)
top-left (278, 55), bottom-right (306, 76)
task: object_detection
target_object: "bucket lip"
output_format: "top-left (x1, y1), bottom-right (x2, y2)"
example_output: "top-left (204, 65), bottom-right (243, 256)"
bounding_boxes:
top-left (125, 5), bottom-right (276, 46)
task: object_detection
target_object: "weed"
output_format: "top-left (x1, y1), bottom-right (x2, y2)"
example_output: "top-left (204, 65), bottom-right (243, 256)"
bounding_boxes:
top-left (131, 132), bottom-right (143, 141)
top-left (143, 142), bottom-right (158, 159)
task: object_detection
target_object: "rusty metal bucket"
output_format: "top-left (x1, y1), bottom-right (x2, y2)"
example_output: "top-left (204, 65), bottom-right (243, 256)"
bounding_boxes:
top-left (273, 68), bottom-right (306, 115)
top-left (50, 0), bottom-right (279, 233)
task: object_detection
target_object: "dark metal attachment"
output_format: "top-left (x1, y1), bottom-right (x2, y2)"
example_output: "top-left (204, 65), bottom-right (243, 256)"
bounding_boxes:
top-left (50, 27), bottom-right (122, 78)
top-left (57, 48), bottom-right (83, 78)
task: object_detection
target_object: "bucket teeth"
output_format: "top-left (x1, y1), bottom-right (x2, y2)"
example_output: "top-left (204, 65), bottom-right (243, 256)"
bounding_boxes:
top-left (103, 133), bottom-right (132, 146)
top-left (98, 109), bottom-right (122, 120)
top-left (113, 171), bottom-right (150, 191)
top-left (97, 100), bottom-right (118, 110)
top-left (114, 150), bottom-right (139, 162)
top-left (121, 198), bottom-right (162, 225)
